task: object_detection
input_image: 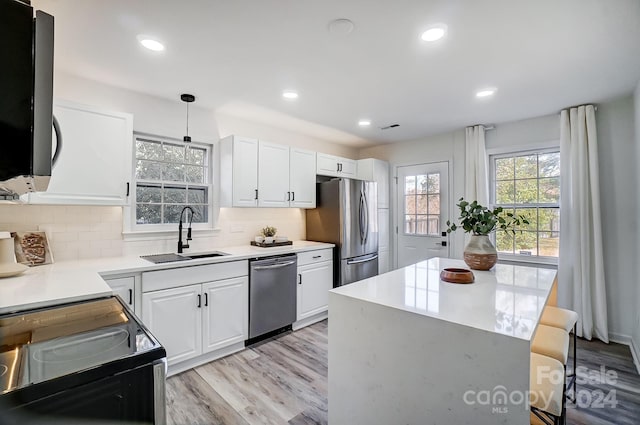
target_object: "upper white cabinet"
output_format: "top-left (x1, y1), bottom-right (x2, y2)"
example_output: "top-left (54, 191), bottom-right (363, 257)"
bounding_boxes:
top-left (357, 158), bottom-right (390, 209)
top-left (219, 136), bottom-right (316, 208)
top-left (21, 100), bottom-right (133, 205)
top-left (316, 153), bottom-right (357, 178)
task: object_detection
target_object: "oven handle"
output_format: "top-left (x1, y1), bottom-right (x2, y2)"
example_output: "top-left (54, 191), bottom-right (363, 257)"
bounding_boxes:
top-left (346, 254), bottom-right (378, 265)
top-left (253, 261), bottom-right (296, 270)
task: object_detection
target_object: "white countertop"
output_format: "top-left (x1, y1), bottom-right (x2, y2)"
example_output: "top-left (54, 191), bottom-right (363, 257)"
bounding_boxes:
top-left (331, 257), bottom-right (556, 341)
top-left (0, 240), bottom-right (333, 315)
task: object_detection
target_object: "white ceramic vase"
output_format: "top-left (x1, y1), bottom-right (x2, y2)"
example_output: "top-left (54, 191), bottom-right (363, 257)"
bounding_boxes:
top-left (463, 234), bottom-right (498, 270)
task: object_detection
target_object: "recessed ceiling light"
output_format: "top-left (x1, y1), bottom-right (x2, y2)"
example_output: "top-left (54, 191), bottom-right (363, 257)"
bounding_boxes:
top-left (282, 91), bottom-right (299, 100)
top-left (137, 35), bottom-right (165, 51)
top-left (358, 120), bottom-right (371, 127)
top-left (476, 88), bottom-right (497, 98)
top-left (421, 24), bottom-right (447, 42)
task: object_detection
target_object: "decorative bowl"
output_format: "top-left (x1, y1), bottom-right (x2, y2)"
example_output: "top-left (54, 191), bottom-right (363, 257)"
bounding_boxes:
top-left (440, 268), bottom-right (475, 284)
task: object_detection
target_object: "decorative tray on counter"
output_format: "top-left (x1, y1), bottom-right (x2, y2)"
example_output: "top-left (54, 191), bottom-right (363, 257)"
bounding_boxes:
top-left (250, 241), bottom-right (293, 248)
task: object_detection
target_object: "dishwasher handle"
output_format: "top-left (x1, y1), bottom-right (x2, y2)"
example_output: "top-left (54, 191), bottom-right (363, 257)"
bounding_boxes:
top-left (253, 260), bottom-right (296, 270)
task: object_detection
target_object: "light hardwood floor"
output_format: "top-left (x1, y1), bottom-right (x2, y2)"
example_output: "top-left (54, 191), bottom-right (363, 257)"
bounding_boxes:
top-left (166, 320), bottom-right (640, 424)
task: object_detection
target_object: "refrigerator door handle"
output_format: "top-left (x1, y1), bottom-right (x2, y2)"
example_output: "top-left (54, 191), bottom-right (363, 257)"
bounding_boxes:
top-left (362, 186), bottom-right (369, 245)
top-left (347, 254), bottom-right (379, 265)
top-left (359, 189), bottom-right (366, 244)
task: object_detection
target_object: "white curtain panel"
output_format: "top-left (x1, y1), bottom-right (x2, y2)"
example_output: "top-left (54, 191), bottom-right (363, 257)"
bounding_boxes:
top-left (558, 105), bottom-right (608, 342)
top-left (464, 125), bottom-right (489, 205)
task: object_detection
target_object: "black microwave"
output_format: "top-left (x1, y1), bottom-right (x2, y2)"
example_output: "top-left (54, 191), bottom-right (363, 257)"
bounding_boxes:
top-left (0, 0), bottom-right (54, 195)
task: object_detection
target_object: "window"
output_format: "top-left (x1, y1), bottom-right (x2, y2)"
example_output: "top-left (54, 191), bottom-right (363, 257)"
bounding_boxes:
top-left (491, 149), bottom-right (560, 260)
top-left (403, 173), bottom-right (441, 235)
top-left (133, 135), bottom-right (212, 229)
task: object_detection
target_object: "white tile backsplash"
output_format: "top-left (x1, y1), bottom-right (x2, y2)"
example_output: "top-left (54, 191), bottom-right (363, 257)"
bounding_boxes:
top-left (0, 205), bottom-right (307, 261)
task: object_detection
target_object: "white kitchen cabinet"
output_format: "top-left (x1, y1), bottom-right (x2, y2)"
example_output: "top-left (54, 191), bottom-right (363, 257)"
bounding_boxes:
top-left (316, 153), bottom-right (357, 178)
top-left (295, 249), bottom-right (333, 327)
top-left (142, 284), bottom-right (202, 365)
top-left (289, 148), bottom-right (316, 208)
top-left (357, 158), bottom-right (390, 209)
top-left (202, 277), bottom-right (248, 353)
top-left (258, 141), bottom-right (290, 207)
top-left (220, 135), bottom-right (259, 207)
top-left (220, 135), bottom-right (316, 208)
top-left (378, 251), bottom-right (390, 274)
top-left (21, 100), bottom-right (133, 205)
top-left (104, 276), bottom-right (135, 309)
top-left (378, 208), bottom-right (391, 274)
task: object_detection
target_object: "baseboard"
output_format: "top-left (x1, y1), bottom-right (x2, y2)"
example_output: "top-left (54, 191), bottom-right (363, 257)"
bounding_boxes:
top-left (608, 332), bottom-right (640, 374)
top-left (293, 311), bottom-right (328, 331)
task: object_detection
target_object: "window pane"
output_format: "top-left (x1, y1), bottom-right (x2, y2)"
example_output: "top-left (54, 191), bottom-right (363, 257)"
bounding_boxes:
top-left (515, 179), bottom-right (537, 204)
top-left (515, 208), bottom-right (537, 231)
top-left (539, 209), bottom-right (560, 234)
top-left (416, 195), bottom-right (427, 214)
top-left (405, 176), bottom-right (416, 195)
top-left (496, 231), bottom-right (514, 254)
top-left (191, 205), bottom-right (208, 223)
top-left (187, 146), bottom-right (206, 165)
top-left (405, 196), bottom-right (415, 214)
top-left (136, 140), bottom-right (162, 160)
top-left (426, 215), bottom-right (439, 235)
top-left (163, 163), bottom-right (185, 182)
top-left (495, 157), bottom-right (514, 180)
top-left (187, 187), bottom-right (207, 204)
top-left (539, 153), bottom-right (560, 178)
top-left (163, 204), bottom-right (185, 224)
top-left (405, 215), bottom-right (415, 234)
top-left (136, 204), bottom-right (161, 224)
top-left (539, 232), bottom-right (560, 257)
top-left (515, 231), bottom-right (537, 255)
top-left (428, 194), bottom-right (440, 215)
top-left (186, 166), bottom-right (205, 184)
top-left (136, 160), bottom-right (162, 180)
top-left (164, 186), bottom-right (186, 204)
top-left (496, 181), bottom-right (515, 204)
top-left (163, 143), bottom-right (185, 163)
top-left (427, 173), bottom-right (440, 193)
top-left (415, 215), bottom-right (428, 235)
top-left (416, 175), bottom-right (428, 194)
top-left (515, 155), bottom-right (537, 179)
top-left (539, 178), bottom-right (560, 203)
top-left (136, 184), bottom-right (161, 203)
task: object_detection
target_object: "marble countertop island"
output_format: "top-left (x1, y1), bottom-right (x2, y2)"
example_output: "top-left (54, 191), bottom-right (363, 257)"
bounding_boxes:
top-left (328, 257), bottom-right (557, 425)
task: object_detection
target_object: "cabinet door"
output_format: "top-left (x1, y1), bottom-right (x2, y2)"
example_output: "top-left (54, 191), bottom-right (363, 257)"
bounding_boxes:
top-left (339, 158), bottom-right (358, 177)
top-left (105, 276), bottom-right (135, 309)
top-left (232, 137), bottom-right (259, 207)
top-left (202, 276), bottom-right (248, 353)
top-left (289, 148), bottom-right (316, 208)
top-left (23, 101), bottom-right (133, 205)
top-left (297, 261), bottom-right (332, 321)
top-left (258, 141), bottom-right (290, 207)
top-left (378, 208), bottom-right (390, 252)
top-left (375, 160), bottom-right (390, 209)
top-left (316, 153), bottom-right (340, 177)
top-left (378, 249), bottom-right (390, 274)
top-left (142, 284), bottom-right (202, 364)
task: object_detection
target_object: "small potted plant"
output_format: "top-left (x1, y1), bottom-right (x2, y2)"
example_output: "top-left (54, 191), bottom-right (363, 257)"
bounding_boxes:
top-left (261, 226), bottom-right (277, 244)
top-left (446, 198), bottom-right (529, 270)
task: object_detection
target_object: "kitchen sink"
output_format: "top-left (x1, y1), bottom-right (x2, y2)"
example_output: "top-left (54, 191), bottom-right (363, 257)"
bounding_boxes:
top-left (140, 251), bottom-right (229, 264)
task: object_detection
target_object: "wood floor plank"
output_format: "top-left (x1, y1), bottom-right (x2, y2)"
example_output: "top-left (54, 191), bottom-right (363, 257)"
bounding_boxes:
top-left (166, 320), bottom-right (640, 425)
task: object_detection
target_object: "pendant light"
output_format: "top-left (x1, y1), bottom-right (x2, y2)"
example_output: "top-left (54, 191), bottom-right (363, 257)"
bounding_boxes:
top-left (180, 93), bottom-right (195, 142)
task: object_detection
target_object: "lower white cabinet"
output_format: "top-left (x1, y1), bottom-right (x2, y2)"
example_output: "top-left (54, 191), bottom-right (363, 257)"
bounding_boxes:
top-left (104, 276), bottom-right (135, 308)
top-left (378, 250), bottom-right (390, 274)
top-left (297, 260), bottom-right (333, 321)
top-left (142, 276), bottom-right (248, 365)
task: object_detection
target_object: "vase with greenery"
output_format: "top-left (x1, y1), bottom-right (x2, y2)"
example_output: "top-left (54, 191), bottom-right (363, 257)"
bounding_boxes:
top-left (446, 198), bottom-right (529, 270)
top-left (261, 226), bottom-right (277, 243)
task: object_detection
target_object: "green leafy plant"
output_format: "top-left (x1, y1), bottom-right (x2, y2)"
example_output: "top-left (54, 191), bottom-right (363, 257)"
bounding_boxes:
top-left (261, 226), bottom-right (277, 237)
top-left (446, 198), bottom-right (529, 236)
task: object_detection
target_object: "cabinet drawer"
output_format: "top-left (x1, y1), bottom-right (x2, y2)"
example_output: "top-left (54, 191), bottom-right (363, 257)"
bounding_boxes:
top-left (142, 260), bottom-right (248, 293)
top-left (297, 248), bottom-right (333, 266)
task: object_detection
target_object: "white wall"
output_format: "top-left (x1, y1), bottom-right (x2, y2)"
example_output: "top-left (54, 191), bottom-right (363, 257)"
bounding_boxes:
top-left (633, 81), bottom-right (640, 362)
top-left (595, 95), bottom-right (638, 341)
top-left (0, 72), bottom-right (357, 260)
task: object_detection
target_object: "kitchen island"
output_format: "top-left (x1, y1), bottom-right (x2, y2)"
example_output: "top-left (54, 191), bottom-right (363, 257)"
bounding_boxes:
top-left (328, 257), bottom-right (556, 425)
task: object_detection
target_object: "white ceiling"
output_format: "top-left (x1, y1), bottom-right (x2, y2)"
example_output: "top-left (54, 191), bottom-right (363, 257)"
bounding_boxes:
top-left (33, 0), bottom-right (640, 147)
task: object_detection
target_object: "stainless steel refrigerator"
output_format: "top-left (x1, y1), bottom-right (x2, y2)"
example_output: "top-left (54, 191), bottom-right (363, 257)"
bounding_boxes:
top-left (306, 178), bottom-right (378, 287)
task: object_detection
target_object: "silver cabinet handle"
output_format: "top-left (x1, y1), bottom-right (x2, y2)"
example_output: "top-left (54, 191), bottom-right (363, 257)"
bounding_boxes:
top-left (347, 254), bottom-right (378, 265)
top-left (253, 260), bottom-right (296, 270)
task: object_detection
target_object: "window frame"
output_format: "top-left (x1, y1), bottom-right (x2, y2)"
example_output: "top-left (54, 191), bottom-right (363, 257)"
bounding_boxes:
top-left (128, 133), bottom-right (214, 233)
top-left (489, 146), bottom-right (560, 265)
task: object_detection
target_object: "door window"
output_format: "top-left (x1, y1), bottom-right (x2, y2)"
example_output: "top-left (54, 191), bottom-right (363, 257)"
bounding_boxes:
top-left (404, 173), bottom-right (441, 235)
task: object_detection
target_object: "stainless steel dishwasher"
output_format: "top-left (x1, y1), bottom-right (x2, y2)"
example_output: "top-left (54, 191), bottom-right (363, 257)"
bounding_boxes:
top-left (248, 254), bottom-right (297, 341)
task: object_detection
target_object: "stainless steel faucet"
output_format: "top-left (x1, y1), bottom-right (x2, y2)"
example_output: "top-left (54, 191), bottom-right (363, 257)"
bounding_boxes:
top-left (177, 206), bottom-right (195, 253)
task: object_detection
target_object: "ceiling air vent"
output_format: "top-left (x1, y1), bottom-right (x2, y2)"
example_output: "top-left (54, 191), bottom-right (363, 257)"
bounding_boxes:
top-left (380, 124), bottom-right (400, 130)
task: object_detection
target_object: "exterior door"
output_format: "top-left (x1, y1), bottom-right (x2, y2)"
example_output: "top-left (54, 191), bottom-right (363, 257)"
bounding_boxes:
top-left (396, 162), bottom-right (450, 268)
